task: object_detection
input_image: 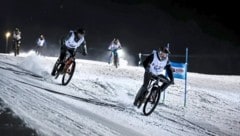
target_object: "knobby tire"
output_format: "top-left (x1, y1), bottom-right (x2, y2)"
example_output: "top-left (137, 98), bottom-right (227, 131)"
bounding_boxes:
top-left (62, 61), bottom-right (76, 85)
top-left (143, 87), bottom-right (161, 116)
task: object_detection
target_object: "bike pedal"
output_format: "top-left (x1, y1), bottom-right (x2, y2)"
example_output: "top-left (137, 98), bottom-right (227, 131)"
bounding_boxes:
top-left (137, 103), bottom-right (142, 109)
top-left (67, 69), bottom-right (71, 73)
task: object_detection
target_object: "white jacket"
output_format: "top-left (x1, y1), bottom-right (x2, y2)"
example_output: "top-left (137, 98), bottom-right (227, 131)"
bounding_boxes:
top-left (108, 41), bottom-right (121, 51)
top-left (149, 50), bottom-right (168, 76)
top-left (65, 31), bottom-right (85, 49)
top-left (37, 38), bottom-right (45, 47)
top-left (13, 32), bottom-right (21, 40)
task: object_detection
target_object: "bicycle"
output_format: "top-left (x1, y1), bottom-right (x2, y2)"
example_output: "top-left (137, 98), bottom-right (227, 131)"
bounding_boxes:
top-left (51, 52), bottom-right (76, 85)
top-left (13, 40), bottom-right (20, 56)
top-left (136, 74), bottom-right (170, 116)
top-left (112, 49), bottom-right (119, 68)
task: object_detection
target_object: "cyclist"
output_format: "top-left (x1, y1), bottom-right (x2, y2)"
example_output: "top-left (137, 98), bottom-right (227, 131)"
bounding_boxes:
top-left (51, 28), bottom-right (87, 76)
top-left (35, 34), bottom-right (46, 55)
top-left (108, 38), bottom-right (122, 64)
top-left (133, 46), bottom-right (174, 106)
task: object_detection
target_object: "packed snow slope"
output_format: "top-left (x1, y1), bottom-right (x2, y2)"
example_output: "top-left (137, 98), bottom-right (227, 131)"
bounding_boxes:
top-left (0, 51), bottom-right (240, 136)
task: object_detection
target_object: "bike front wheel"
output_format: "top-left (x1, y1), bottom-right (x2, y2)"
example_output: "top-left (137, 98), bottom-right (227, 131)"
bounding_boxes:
top-left (143, 87), bottom-right (161, 116)
top-left (14, 44), bottom-right (20, 56)
top-left (62, 61), bottom-right (76, 85)
top-left (14, 45), bottom-right (18, 56)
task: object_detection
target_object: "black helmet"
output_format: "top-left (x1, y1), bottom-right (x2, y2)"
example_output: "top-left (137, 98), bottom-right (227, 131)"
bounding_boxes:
top-left (160, 46), bottom-right (170, 54)
top-left (113, 38), bottom-right (118, 44)
top-left (40, 34), bottom-right (44, 38)
top-left (15, 28), bottom-right (19, 32)
top-left (76, 28), bottom-right (85, 35)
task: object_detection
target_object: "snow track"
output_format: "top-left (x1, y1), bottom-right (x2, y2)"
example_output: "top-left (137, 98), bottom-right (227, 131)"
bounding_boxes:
top-left (0, 53), bottom-right (240, 136)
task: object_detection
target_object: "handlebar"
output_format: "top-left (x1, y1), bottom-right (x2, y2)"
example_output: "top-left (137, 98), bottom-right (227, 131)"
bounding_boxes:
top-left (151, 74), bottom-right (170, 84)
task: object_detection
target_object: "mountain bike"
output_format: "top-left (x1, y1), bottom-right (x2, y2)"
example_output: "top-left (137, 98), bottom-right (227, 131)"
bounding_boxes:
top-left (112, 50), bottom-right (119, 68)
top-left (51, 53), bottom-right (76, 85)
top-left (136, 74), bottom-right (170, 116)
top-left (13, 40), bottom-right (20, 56)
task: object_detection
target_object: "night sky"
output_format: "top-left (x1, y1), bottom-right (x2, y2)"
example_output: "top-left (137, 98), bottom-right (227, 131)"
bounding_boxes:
top-left (1, 0), bottom-right (240, 75)
top-left (165, 0), bottom-right (240, 35)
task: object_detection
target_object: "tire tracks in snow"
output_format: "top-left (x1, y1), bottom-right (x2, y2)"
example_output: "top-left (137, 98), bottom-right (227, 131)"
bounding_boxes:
top-left (0, 61), bottom-right (43, 79)
top-left (154, 110), bottom-right (218, 136)
top-left (14, 79), bottom-right (125, 110)
top-left (11, 79), bottom-right (145, 136)
top-left (14, 78), bottom-right (220, 136)
top-left (1, 59), bottom-right (227, 136)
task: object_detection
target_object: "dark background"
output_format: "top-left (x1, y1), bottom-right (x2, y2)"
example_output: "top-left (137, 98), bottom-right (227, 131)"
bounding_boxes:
top-left (1, 0), bottom-right (240, 75)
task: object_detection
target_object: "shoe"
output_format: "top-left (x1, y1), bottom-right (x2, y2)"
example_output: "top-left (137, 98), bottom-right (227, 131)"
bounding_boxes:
top-left (170, 80), bottom-right (174, 85)
top-left (51, 68), bottom-right (56, 76)
top-left (133, 100), bottom-right (138, 106)
top-left (133, 102), bottom-right (137, 106)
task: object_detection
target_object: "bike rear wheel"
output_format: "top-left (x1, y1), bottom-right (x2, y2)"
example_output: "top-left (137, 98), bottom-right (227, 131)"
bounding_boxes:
top-left (143, 87), bottom-right (160, 116)
top-left (51, 60), bottom-right (60, 77)
top-left (54, 63), bottom-right (63, 79)
top-left (14, 43), bottom-right (20, 56)
top-left (113, 55), bottom-right (119, 68)
top-left (62, 61), bottom-right (76, 85)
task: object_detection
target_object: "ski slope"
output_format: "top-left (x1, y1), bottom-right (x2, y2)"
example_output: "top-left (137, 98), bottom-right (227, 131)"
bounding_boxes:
top-left (0, 51), bottom-right (239, 136)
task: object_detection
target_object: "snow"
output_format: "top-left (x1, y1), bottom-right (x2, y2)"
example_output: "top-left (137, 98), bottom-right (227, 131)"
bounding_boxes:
top-left (0, 52), bottom-right (240, 136)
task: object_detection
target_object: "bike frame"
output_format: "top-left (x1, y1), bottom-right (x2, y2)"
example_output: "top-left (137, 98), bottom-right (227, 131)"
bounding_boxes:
top-left (112, 49), bottom-right (119, 68)
top-left (63, 57), bottom-right (75, 73)
top-left (147, 75), bottom-right (165, 91)
top-left (13, 40), bottom-right (20, 56)
top-left (53, 51), bottom-right (76, 85)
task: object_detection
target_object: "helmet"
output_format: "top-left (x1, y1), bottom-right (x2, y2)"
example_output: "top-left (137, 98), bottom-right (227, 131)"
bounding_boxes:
top-left (76, 28), bottom-right (85, 35)
top-left (160, 46), bottom-right (170, 54)
top-left (113, 38), bottom-right (118, 44)
top-left (15, 28), bottom-right (19, 32)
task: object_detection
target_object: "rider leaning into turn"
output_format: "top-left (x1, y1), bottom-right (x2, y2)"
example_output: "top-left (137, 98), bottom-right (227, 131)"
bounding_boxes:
top-left (13, 28), bottom-right (21, 43)
top-left (51, 28), bottom-right (87, 76)
top-left (108, 38), bottom-right (122, 64)
top-left (12, 28), bottom-right (22, 51)
top-left (35, 34), bottom-right (46, 55)
top-left (133, 46), bottom-right (174, 106)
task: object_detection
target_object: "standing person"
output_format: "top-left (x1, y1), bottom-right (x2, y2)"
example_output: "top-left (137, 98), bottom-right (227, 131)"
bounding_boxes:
top-left (51, 28), bottom-right (87, 76)
top-left (108, 38), bottom-right (122, 64)
top-left (133, 47), bottom-right (174, 106)
top-left (12, 28), bottom-right (22, 56)
top-left (35, 34), bottom-right (46, 55)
